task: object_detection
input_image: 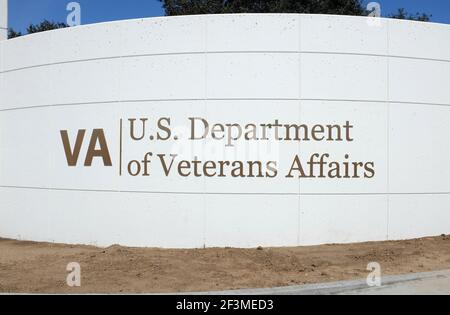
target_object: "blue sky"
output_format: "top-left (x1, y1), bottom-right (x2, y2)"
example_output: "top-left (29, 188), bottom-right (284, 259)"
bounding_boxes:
top-left (7, 0), bottom-right (450, 33)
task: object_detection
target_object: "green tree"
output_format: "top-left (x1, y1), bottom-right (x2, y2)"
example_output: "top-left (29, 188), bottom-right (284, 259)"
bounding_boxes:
top-left (160, 0), bottom-right (366, 16)
top-left (8, 20), bottom-right (68, 39)
top-left (389, 8), bottom-right (431, 22)
top-left (7, 28), bottom-right (22, 39)
top-left (26, 20), bottom-right (68, 34)
top-left (160, 0), bottom-right (432, 22)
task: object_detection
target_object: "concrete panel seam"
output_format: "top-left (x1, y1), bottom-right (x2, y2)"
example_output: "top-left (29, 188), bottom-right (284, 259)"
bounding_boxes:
top-left (1, 98), bottom-right (450, 113)
top-left (1, 186), bottom-right (450, 196)
top-left (1, 51), bottom-right (449, 75)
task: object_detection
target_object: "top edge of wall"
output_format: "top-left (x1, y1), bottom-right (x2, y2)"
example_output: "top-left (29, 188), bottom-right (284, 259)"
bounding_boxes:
top-left (3, 13), bottom-right (450, 42)
top-left (1, 13), bottom-right (449, 75)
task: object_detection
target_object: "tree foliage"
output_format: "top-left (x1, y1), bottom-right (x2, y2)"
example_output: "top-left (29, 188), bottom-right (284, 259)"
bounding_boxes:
top-left (26, 20), bottom-right (68, 34)
top-left (8, 20), bottom-right (68, 39)
top-left (160, 0), bottom-right (366, 16)
top-left (7, 28), bottom-right (22, 39)
top-left (389, 8), bottom-right (431, 22)
top-left (160, 0), bottom-right (432, 22)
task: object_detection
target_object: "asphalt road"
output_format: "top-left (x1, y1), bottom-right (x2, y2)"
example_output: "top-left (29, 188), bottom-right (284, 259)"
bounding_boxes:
top-left (191, 269), bottom-right (450, 295)
top-left (339, 272), bottom-right (450, 295)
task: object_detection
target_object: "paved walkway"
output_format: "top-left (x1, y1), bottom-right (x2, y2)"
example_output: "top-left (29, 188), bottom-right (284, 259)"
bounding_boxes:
top-left (340, 272), bottom-right (450, 295)
top-left (191, 270), bottom-right (450, 295)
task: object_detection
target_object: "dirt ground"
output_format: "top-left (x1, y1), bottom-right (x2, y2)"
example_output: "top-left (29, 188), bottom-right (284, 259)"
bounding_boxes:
top-left (1, 236), bottom-right (450, 294)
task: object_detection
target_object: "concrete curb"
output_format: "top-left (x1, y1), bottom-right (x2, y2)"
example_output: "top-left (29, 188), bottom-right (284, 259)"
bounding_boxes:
top-left (181, 269), bottom-right (450, 295)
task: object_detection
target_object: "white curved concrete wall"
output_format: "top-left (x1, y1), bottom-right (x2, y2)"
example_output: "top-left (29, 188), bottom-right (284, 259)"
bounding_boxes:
top-left (0, 14), bottom-right (449, 248)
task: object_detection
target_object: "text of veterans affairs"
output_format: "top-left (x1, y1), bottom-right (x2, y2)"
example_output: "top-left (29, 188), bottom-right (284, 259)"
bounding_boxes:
top-left (127, 153), bottom-right (376, 179)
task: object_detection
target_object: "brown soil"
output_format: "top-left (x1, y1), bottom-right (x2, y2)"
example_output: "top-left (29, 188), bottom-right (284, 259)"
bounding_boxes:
top-left (1, 236), bottom-right (450, 294)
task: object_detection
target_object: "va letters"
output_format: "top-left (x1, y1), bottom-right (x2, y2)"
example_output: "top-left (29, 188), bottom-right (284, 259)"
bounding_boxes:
top-left (60, 129), bottom-right (112, 167)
